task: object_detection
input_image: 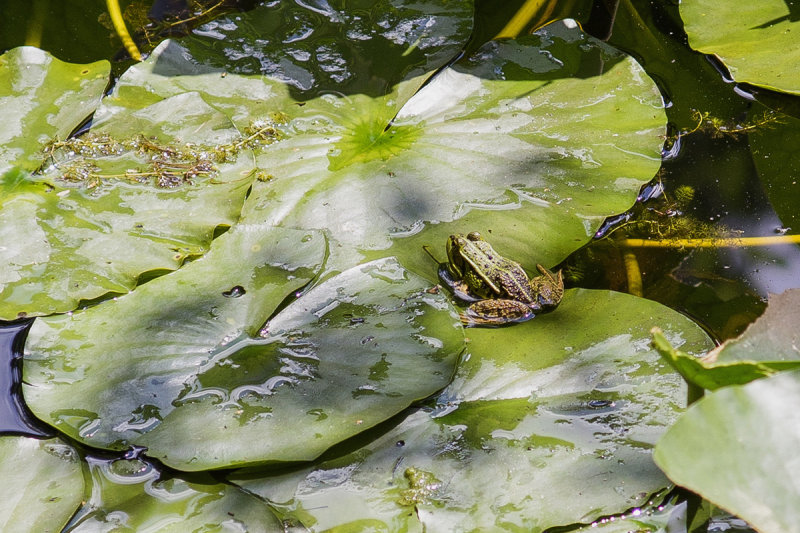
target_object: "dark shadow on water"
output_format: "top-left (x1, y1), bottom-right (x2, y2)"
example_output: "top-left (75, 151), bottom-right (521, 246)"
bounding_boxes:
top-left (144, 0), bottom-right (627, 103)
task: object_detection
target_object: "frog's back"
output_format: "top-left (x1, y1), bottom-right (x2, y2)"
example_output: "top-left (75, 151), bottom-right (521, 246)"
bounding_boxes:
top-left (495, 258), bottom-right (535, 302)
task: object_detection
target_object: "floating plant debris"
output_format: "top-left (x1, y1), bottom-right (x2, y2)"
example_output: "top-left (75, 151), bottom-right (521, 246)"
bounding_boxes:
top-left (38, 116), bottom-right (286, 189)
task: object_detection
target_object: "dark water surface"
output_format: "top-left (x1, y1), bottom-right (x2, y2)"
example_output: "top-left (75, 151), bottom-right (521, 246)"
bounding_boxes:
top-left (0, 320), bottom-right (51, 436)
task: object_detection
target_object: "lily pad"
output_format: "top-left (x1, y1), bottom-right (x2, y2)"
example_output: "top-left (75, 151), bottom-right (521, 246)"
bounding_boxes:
top-left (680, 0), bottom-right (800, 94)
top-left (710, 288), bottom-right (800, 362)
top-left (0, 46), bottom-right (109, 174)
top-left (0, 165), bottom-right (252, 320)
top-left (238, 22), bottom-right (667, 271)
top-left (652, 289), bottom-right (800, 390)
top-left (0, 45), bottom-right (260, 319)
top-left (233, 289), bottom-right (713, 531)
top-left (654, 369), bottom-right (800, 533)
top-left (66, 457), bottom-right (282, 531)
top-left (23, 224), bottom-right (464, 470)
top-left (0, 436), bottom-right (84, 533)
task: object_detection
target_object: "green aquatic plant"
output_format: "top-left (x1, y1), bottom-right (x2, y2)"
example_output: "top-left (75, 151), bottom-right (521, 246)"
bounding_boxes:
top-left (39, 116), bottom-right (285, 189)
top-left (682, 109), bottom-right (783, 139)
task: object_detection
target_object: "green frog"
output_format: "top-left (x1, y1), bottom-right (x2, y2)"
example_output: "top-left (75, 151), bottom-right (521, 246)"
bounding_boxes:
top-left (429, 232), bottom-right (564, 327)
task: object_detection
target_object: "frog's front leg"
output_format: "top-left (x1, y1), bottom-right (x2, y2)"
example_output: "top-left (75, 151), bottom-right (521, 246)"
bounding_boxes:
top-left (437, 264), bottom-right (483, 303)
top-left (461, 299), bottom-right (535, 327)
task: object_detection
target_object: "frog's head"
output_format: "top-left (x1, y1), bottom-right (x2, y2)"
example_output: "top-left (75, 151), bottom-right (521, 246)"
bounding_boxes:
top-left (446, 234), bottom-right (469, 277)
top-left (447, 232), bottom-right (489, 276)
top-left (447, 232), bottom-right (484, 251)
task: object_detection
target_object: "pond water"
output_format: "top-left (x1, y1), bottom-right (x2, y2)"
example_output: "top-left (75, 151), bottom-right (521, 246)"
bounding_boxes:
top-left (1, 0), bottom-right (796, 531)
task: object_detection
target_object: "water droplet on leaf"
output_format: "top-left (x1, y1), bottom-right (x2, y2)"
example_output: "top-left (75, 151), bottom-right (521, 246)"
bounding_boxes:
top-left (222, 285), bottom-right (246, 298)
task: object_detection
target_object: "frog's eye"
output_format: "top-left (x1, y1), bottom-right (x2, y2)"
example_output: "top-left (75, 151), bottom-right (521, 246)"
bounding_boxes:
top-left (467, 232), bottom-right (482, 241)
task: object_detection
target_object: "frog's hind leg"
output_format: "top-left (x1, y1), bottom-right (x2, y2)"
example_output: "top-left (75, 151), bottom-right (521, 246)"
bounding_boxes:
top-left (461, 299), bottom-right (534, 327)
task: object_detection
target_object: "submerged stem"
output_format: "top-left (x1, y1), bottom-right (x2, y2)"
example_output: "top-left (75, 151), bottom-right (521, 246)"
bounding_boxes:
top-left (106, 0), bottom-right (142, 61)
top-left (618, 235), bottom-right (800, 248)
top-left (623, 251), bottom-right (643, 296)
top-left (495, 0), bottom-right (558, 39)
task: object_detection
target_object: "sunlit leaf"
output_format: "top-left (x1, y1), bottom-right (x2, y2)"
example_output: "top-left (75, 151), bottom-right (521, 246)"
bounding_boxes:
top-left (654, 369), bottom-right (800, 533)
top-left (680, 0), bottom-right (800, 94)
top-left (232, 289), bottom-right (713, 531)
top-left (0, 436), bottom-right (84, 533)
top-left (23, 224), bottom-right (463, 470)
top-left (237, 21), bottom-right (666, 273)
top-left (0, 45), bottom-right (257, 320)
top-left (0, 46), bottom-right (108, 174)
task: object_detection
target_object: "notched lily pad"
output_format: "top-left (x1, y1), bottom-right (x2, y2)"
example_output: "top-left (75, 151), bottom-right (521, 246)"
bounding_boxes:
top-left (652, 288), bottom-right (800, 390)
top-left (238, 21), bottom-right (666, 272)
top-left (24, 224), bottom-right (463, 470)
top-left (139, 257), bottom-right (464, 470)
top-left (23, 224), bottom-right (325, 463)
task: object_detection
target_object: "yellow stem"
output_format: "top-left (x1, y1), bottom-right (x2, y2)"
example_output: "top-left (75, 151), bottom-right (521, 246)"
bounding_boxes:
top-left (620, 235), bottom-right (800, 248)
top-left (25, 1), bottom-right (48, 48)
top-left (623, 251), bottom-right (643, 297)
top-left (495, 0), bottom-right (558, 39)
top-left (106, 0), bottom-right (142, 61)
top-left (164, 0), bottom-right (226, 28)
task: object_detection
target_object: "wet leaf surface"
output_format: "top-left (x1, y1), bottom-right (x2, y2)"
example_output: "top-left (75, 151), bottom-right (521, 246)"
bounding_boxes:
top-left (0, 436), bottom-right (84, 533)
top-left (232, 289), bottom-right (713, 531)
top-left (65, 457), bottom-right (282, 532)
top-left (0, 47), bottom-right (108, 174)
top-left (23, 224), bottom-right (464, 470)
top-left (655, 368), bottom-right (800, 533)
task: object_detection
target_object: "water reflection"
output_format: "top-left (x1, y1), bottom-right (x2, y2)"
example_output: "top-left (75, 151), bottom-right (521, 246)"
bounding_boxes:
top-left (564, 116), bottom-right (800, 340)
top-left (182, 0), bottom-right (473, 99)
top-left (63, 454), bottom-right (281, 530)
